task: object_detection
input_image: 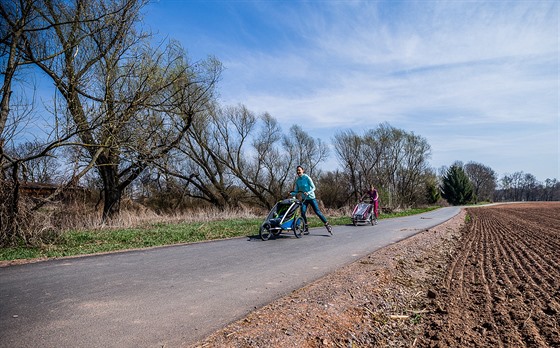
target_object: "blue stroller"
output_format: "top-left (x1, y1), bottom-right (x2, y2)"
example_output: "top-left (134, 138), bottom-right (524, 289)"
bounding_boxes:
top-left (259, 198), bottom-right (304, 240)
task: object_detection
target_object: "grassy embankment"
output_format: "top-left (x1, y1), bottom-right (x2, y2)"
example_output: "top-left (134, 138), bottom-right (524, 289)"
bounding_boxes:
top-left (0, 207), bottom-right (439, 262)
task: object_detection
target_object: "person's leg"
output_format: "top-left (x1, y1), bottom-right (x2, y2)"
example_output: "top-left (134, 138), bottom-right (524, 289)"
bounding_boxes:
top-left (309, 199), bottom-right (332, 235)
top-left (301, 200), bottom-right (309, 232)
top-left (308, 199), bottom-right (327, 223)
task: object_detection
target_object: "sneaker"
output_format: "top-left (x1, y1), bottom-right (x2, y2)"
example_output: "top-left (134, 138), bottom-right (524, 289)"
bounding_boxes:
top-left (303, 225), bottom-right (309, 235)
top-left (325, 223), bottom-right (333, 235)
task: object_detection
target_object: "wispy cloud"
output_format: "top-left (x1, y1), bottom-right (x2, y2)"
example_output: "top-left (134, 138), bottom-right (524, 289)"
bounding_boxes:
top-left (147, 0), bottom-right (559, 180)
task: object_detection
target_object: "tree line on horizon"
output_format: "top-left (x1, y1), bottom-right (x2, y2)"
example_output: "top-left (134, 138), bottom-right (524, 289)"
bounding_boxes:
top-left (1, 0), bottom-right (559, 247)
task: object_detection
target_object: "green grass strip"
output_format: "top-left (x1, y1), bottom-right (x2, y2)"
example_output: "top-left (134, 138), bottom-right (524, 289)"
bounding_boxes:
top-left (0, 207), bottom-right (438, 262)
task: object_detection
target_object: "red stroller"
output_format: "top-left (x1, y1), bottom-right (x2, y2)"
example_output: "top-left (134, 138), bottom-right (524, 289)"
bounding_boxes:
top-left (351, 201), bottom-right (376, 226)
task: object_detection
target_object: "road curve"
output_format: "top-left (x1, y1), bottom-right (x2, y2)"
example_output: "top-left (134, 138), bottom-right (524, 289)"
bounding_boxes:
top-left (0, 207), bottom-right (460, 348)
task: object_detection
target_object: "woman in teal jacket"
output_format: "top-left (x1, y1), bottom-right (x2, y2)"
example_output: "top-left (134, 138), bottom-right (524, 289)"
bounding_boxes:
top-left (290, 165), bottom-right (332, 235)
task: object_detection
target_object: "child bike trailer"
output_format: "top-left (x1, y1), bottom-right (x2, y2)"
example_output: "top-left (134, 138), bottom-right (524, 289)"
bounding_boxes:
top-left (259, 198), bottom-right (304, 240)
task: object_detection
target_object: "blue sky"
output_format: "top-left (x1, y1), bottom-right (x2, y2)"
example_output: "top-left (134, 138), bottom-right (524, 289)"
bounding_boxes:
top-left (144, 0), bottom-right (559, 181)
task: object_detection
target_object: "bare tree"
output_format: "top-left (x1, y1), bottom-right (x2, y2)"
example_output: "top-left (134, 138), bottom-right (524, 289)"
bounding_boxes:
top-left (146, 104), bottom-right (278, 209)
top-left (210, 105), bottom-right (298, 208)
top-left (464, 161), bottom-right (497, 203)
top-left (7, 140), bottom-right (61, 182)
top-left (496, 172), bottom-right (560, 202)
top-left (149, 104), bottom-right (238, 209)
top-left (359, 128), bottom-right (383, 189)
top-left (374, 124), bottom-right (406, 207)
top-left (150, 104), bottom-right (328, 210)
top-left (542, 178), bottom-right (560, 201)
top-left (394, 130), bottom-right (432, 206)
top-left (1, 0), bottom-right (50, 244)
top-left (283, 125), bottom-right (329, 176)
top-left (14, 0), bottom-right (222, 220)
top-left (333, 123), bottom-right (432, 209)
top-left (509, 172), bottom-right (525, 201)
top-left (333, 129), bottom-right (361, 202)
top-left (1, 0), bottom-right (143, 244)
top-left (317, 169), bottom-right (350, 208)
top-left (0, 0), bottom-right (37, 142)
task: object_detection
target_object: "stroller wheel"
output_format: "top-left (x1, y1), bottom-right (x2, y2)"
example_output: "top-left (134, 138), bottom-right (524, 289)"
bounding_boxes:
top-left (352, 219), bottom-right (357, 226)
top-left (259, 224), bottom-right (271, 241)
top-left (293, 217), bottom-right (304, 238)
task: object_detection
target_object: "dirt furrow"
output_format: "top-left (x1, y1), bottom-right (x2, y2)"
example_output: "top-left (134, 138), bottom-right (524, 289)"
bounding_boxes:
top-left (448, 205), bottom-right (560, 347)
top-left (471, 208), bottom-right (525, 346)
top-left (442, 220), bottom-right (475, 294)
top-left (485, 209), bottom-right (560, 308)
top-left (472, 216), bottom-right (508, 348)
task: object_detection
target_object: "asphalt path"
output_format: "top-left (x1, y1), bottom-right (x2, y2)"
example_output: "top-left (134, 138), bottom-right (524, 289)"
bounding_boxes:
top-left (0, 206), bottom-right (460, 348)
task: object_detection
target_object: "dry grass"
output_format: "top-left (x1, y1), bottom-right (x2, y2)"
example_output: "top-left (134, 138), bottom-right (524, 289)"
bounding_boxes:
top-left (56, 199), bottom-right (348, 232)
top-left (39, 198), bottom-right (266, 232)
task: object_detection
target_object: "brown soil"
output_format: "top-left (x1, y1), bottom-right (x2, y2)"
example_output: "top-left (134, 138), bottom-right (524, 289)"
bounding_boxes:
top-left (192, 202), bottom-right (560, 348)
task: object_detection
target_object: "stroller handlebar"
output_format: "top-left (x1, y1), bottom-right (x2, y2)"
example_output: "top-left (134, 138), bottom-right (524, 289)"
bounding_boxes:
top-left (286, 191), bottom-right (308, 204)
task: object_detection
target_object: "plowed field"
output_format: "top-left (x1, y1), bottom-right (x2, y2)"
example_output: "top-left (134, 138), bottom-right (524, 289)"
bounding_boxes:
top-left (420, 202), bottom-right (560, 347)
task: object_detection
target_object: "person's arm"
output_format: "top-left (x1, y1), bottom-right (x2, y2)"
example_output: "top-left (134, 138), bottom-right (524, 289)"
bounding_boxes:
top-left (306, 175), bottom-right (316, 195)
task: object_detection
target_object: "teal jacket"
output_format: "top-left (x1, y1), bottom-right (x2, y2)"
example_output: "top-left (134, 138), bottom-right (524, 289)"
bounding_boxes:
top-left (291, 174), bottom-right (316, 200)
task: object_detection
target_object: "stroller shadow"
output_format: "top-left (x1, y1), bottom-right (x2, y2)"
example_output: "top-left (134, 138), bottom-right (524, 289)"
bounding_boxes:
top-left (246, 234), bottom-right (261, 242)
top-left (246, 233), bottom-right (299, 242)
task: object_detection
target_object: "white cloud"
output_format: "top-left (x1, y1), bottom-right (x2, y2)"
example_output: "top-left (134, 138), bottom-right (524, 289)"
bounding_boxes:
top-left (160, 0), bottom-right (558, 179)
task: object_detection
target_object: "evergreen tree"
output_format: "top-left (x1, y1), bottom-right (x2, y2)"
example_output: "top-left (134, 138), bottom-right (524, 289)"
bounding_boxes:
top-left (440, 165), bottom-right (475, 205)
top-left (426, 182), bottom-right (441, 204)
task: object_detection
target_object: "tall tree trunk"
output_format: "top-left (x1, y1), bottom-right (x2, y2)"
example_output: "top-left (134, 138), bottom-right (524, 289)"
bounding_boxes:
top-left (1, 163), bottom-right (21, 246)
top-left (99, 165), bottom-right (121, 221)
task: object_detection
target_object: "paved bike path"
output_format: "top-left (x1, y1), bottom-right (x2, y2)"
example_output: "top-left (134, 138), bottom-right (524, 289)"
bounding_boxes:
top-left (0, 207), bottom-right (460, 348)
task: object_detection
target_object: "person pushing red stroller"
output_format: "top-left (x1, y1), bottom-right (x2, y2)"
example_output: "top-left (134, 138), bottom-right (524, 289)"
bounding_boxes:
top-left (360, 184), bottom-right (379, 224)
